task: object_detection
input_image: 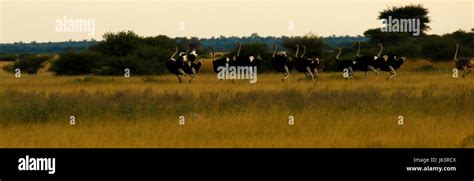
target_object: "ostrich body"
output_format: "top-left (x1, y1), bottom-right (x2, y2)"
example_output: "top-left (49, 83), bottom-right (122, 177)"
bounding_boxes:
top-left (211, 47), bottom-right (230, 73)
top-left (185, 49), bottom-right (202, 79)
top-left (335, 48), bottom-right (355, 80)
top-left (294, 45), bottom-right (320, 81)
top-left (234, 42), bottom-right (262, 70)
top-left (166, 47), bottom-right (189, 83)
top-left (376, 54), bottom-right (406, 80)
top-left (272, 44), bottom-right (293, 81)
top-left (354, 42), bottom-right (382, 79)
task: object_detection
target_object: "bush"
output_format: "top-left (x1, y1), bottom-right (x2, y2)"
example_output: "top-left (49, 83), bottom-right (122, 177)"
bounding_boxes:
top-left (281, 33), bottom-right (326, 58)
top-left (2, 54), bottom-right (49, 74)
top-left (385, 41), bottom-right (422, 58)
top-left (0, 54), bottom-right (18, 61)
top-left (445, 30), bottom-right (474, 58)
top-left (87, 31), bottom-right (175, 75)
top-left (421, 36), bottom-right (458, 62)
top-left (131, 45), bottom-right (174, 74)
top-left (51, 51), bottom-right (103, 75)
top-left (98, 56), bottom-right (151, 75)
top-left (90, 31), bottom-right (141, 57)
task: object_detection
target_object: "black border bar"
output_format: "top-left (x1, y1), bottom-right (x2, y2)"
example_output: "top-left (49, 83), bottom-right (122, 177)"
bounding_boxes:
top-left (0, 149), bottom-right (472, 180)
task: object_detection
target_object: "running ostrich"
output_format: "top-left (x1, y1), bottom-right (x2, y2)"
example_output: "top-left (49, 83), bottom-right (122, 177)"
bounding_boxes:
top-left (211, 47), bottom-right (231, 73)
top-left (454, 43), bottom-right (473, 78)
top-left (166, 47), bottom-right (188, 83)
top-left (294, 45), bottom-right (320, 81)
top-left (186, 48), bottom-right (202, 78)
top-left (376, 54), bottom-right (406, 80)
top-left (354, 42), bottom-right (382, 79)
top-left (235, 42), bottom-right (262, 70)
top-left (272, 44), bottom-right (293, 81)
top-left (335, 48), bottom-right (355, 80)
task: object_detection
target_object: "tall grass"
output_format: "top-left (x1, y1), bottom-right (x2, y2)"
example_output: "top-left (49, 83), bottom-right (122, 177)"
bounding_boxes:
top-left (0, 60), bottom-right (474, 148)
top-left (1, 85), bottom-right (472, 123)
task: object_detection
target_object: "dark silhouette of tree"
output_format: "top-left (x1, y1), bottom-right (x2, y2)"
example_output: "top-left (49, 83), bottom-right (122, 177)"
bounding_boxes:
top-left (281, 33), bottom-right (326, 58)
top-left (92, 31), bottom-right (141, 56)
top-left (365, 4), bottom-right (430, 45)
top-left (378, 4), bottom-right (430, 35)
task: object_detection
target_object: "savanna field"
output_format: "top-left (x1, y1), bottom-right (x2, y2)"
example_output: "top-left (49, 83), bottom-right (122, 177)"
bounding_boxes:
top-left (0, 59), bottom-right (473, 148)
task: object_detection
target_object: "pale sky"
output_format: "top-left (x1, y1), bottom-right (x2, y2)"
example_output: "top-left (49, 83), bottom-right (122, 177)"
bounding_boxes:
top-left (0, 0), bottom-right (472, 43)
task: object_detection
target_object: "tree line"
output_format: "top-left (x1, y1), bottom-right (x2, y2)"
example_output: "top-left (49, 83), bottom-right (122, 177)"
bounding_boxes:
top-left (1, 4), bottom-right (473, 75)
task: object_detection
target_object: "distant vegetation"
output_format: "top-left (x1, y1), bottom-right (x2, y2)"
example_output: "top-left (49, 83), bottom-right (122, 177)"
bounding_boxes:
top-left (0, 40), bottom-right (93, 54)
top-left (2, 54), bottom-right (50, 74)
top-left (1, 4), bottom-right (473, 75)
top-left (0, 34), bottom-right (366, 54)
top-left (50, 31), bottom-right (177, 75)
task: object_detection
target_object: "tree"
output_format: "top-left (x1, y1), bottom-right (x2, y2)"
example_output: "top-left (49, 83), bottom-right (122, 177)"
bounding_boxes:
top-left (3, 54), bottom-right (49, 74)
top-left (445, 30), bottom-right (474, 47)
top-left (378, 4), bottom-right (430, 35)
top-left (364, 28), bottom-right (411, 45)
top-left (51, 50), bottom-right (103, 75)
top-left (91, 31), bottom-right (141, 56)
top-left (420, 35), bottom-right (457, 61)
top-left (85, 31), bottom-right (177, 75)
top-left (281, 33), bottom-right (326, 58)
top-left (365, 4), bottom-right (430, 46)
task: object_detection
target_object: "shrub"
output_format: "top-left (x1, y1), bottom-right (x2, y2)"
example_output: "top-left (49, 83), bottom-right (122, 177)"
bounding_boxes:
top-left (421, 36), bottom-right (458, 62)
top-left (51, 50), bottom-right (103, 75)
top-left (2, 54), bottom-right (49, 74)
top-left (90, 31), bottom-right (141, 57)
top-left (86, 31), bottom-right (175, 75)
top-left (281, 33), bottom-right (326, 58)
top-left (0, 54), bottom-right (18, 61)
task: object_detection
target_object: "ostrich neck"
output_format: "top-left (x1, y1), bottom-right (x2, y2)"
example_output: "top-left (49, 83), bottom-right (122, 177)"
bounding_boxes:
top-left (336, 49), bottom-right (341, 60)
top-left (211, 49), bottom-right (215, 61)
top-left (295, 47), bottom-right (299, 58)
top-left (454, 45), bottom-right (458, 60)
top-left (273, 46), bottom-right (277, 58)
top-left (377, 45), bottom-right (383, 57)
top-left (357, 43), bottom-right (361, 57)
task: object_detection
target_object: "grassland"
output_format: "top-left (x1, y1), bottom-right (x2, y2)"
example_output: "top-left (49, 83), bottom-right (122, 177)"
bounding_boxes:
top-left (0, 60), bottom-right (473, 148)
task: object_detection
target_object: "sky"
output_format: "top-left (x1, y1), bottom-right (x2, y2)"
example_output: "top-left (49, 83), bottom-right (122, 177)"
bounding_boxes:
top-left (0, 0), bottom-right (472, 43)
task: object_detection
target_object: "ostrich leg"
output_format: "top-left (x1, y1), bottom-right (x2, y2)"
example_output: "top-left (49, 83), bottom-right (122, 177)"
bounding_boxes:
top-left (368, 66), bottom-right (378, 80)
top-left (306, 66), bottom-right (315, 82)
top-left (388, 66), bottom-right (397, 80)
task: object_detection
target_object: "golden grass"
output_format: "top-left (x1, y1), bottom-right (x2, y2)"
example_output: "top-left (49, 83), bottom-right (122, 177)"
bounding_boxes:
top-left (0, 60), bottom-right (473, 148)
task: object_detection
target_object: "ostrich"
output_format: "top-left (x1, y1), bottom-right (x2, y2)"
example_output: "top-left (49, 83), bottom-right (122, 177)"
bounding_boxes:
top-left (233, 42), bottom-right (262, 72)
top-left (272, 44), bottom-right (293, 81)
top-left (177, 47), bottom-right (198, 82)
top-left (376, 54), bottom-right (406, 80)
top-left (454, 44), bottom-right (473, 78)
top-left (186, 48), bottom-right (202, 79)
top-left (211, 47), bottom-right (231, 73)
top-left (335, 48), bottom-right (355, 80)
top-left (166, 47), bottom-right (189, 83)
top-left (354, 42), bottom-right (382, 79)
top-left (294, 45), bottom-right (320, 81)
top-left (235, 42), bottom-right (262, 68)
